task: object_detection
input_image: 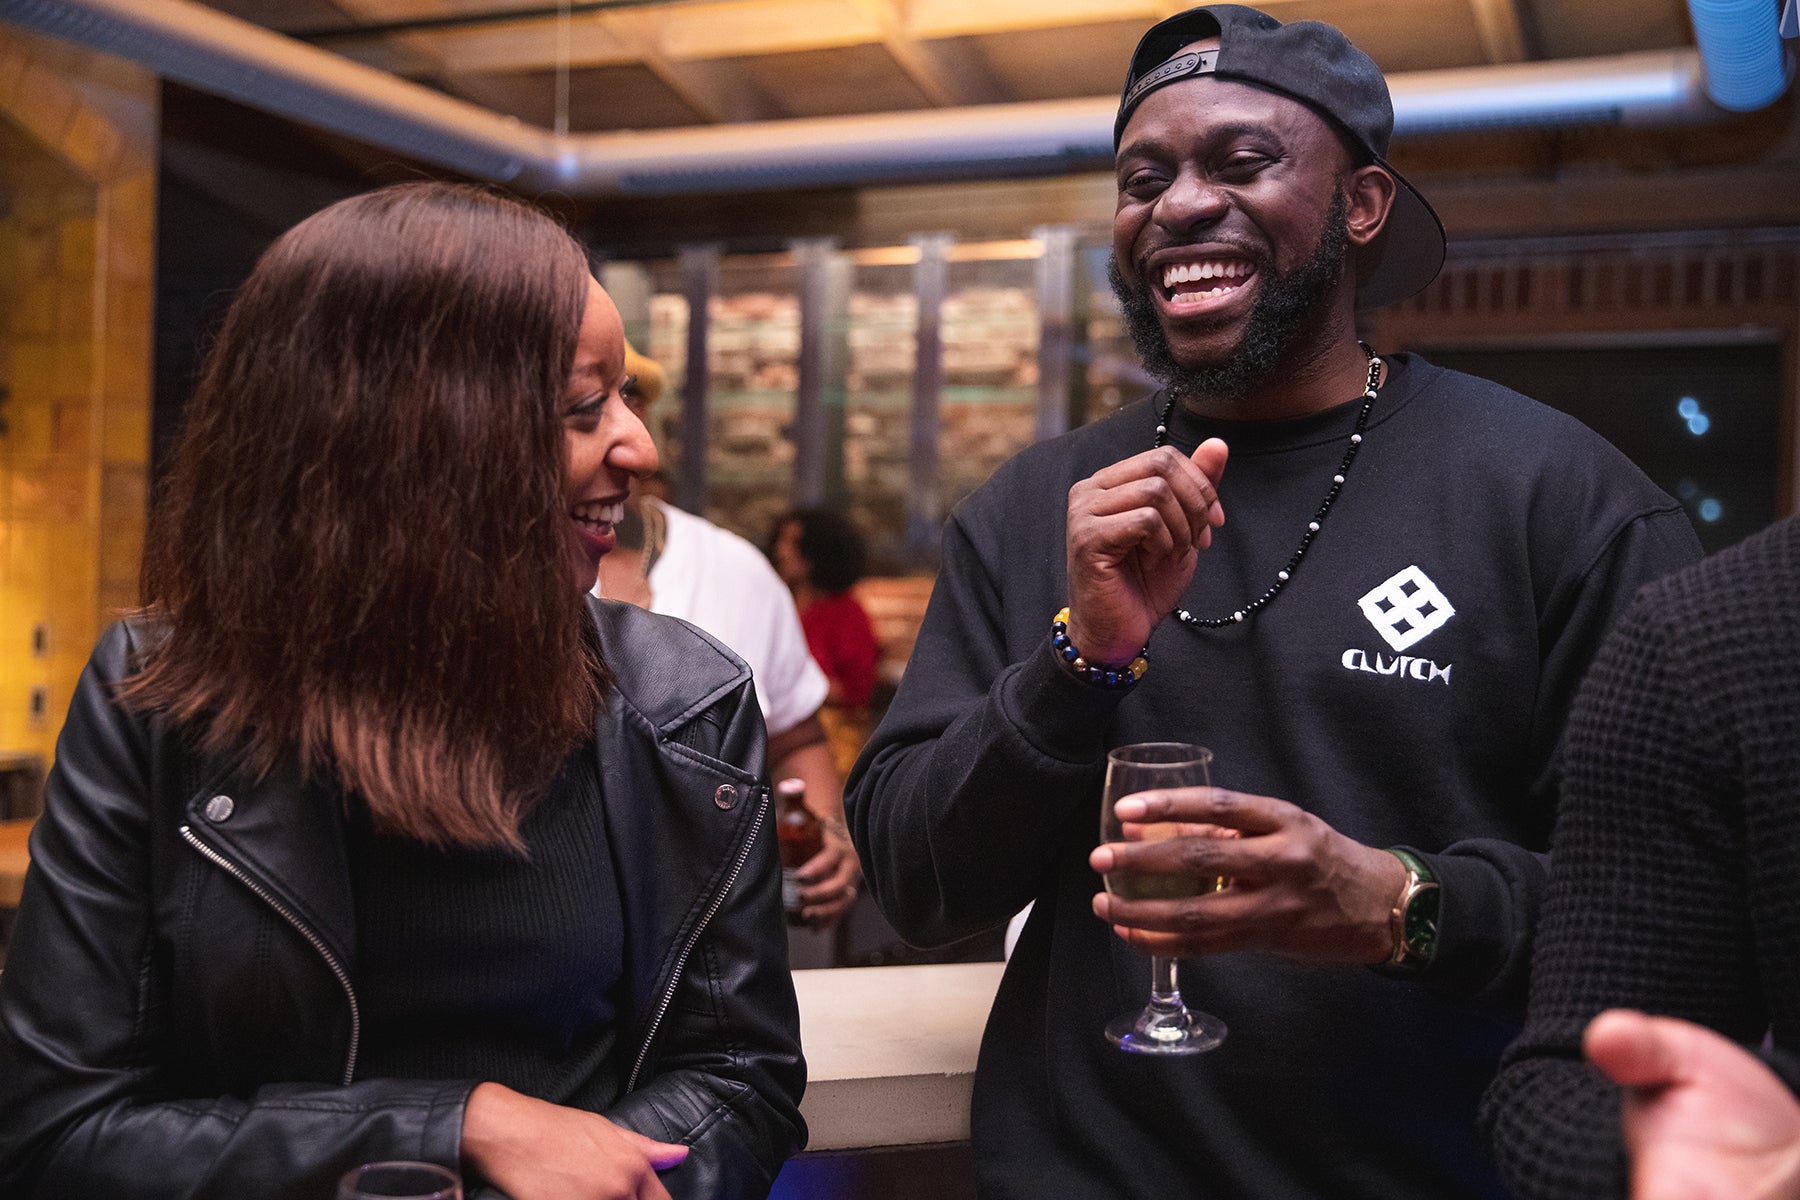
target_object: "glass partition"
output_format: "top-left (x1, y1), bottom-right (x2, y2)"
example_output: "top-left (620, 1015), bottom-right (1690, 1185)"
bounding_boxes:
top-left (842, 250), bottom-right (918, 575)
top-left (600, 257), bottom-right (689, 494)
top-left (599, 234), bottom-right (1097, 569)
top-left (939, 242), bottom-right (1040, 520)
top-left (705, 252), bottom-right (800, 544)
top-left (1078, 239), bottom-right (1160, 427)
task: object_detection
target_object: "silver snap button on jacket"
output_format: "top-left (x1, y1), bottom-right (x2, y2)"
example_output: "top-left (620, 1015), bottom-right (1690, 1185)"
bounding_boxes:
top-left (713, 784), bottom-right (737, 811)
top-left (204, 794), bottom-right (235, 822)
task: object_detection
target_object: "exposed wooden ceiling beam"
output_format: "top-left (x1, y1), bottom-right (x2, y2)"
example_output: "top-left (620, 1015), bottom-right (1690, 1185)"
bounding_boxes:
top-left (598, 11), bottom-right (782, 121)
top-left (902, 0), bottom-right (1323, 38)
top-left (847, 0), bottom-right (958, 106)
top-left (394, 19), bottom-right (634, 74)
top-left (312, 0), bottom-right (1234, 75)
top-left (906, 0), bottom-right (1163, 40)
top-left (895, 35), bottom-right (1010, 107)
top-left (655, 0), bottom-right (885, 58)
top-left (1468, 0), bottom-right (1530, 62)
top-left (324, 0), bottom-right (464, 78)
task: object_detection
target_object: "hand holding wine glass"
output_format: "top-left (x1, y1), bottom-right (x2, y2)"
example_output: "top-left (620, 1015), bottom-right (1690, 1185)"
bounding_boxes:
top-left (1095, 742), bottom-right (1228, 1055)
top-left (1091, 782), bottom-right (1405, 964)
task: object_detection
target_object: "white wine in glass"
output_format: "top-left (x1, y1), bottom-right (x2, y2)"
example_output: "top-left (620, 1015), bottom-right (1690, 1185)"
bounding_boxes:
top-left (1099, 742), bottom-right (1227, 1055)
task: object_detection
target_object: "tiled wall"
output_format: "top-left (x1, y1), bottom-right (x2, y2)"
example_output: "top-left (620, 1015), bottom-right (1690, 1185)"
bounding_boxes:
top-left (0, 29), bottom-right (155, 779)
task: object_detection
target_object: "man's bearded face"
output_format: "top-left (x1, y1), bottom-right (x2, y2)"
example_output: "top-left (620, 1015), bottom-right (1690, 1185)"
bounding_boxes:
top-left (1109, 188), bottom-right (1351, 404)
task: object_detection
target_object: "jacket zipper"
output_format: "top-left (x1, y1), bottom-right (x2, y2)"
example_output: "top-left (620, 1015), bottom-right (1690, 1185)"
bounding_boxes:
top-left (626, 784), bottom-right (770, 1093)
top-left (179, 824), bottom-right (363, 1086)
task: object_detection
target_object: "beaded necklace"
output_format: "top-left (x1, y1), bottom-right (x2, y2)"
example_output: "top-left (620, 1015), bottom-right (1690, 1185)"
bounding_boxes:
top-left (1154, 345), bottom-right (1383, 629)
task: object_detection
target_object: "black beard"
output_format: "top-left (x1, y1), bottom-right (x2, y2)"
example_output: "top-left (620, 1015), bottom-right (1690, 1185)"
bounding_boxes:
top-left (1109, 189), bottom-right (1351, 406)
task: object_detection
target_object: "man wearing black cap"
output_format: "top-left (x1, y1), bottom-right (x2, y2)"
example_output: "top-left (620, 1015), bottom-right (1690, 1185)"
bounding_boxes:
top-left (846, 5), bottom-right (1701, 1197)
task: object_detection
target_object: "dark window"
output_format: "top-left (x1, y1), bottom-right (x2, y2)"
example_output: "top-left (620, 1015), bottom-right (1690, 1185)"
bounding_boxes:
top-left (1424, 342), bottom-right (1782, 555)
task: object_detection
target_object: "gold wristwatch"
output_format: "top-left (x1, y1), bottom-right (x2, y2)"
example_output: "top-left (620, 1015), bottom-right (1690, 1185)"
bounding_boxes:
top-left (1383, 848), bottom-right (1440, 973)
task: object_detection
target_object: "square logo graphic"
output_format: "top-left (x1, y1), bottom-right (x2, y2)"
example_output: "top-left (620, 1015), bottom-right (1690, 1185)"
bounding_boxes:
top-left (1358, 565), bottom-right (1456, 652)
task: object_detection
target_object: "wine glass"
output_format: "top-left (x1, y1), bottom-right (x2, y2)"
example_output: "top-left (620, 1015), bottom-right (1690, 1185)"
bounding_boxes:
top-left (337, 1161), bottom-right (462, 1200)
top-left (1099, 741), bottom-right (1227, 1055)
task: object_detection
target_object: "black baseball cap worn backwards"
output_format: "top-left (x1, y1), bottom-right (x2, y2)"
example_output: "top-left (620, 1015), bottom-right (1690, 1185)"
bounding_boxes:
top-left (1114, 4), bottom-right (1446, 310)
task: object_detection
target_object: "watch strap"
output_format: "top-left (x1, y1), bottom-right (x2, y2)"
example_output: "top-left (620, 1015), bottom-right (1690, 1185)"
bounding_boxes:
top-left (1382, 847), bottom-right (1440, 972)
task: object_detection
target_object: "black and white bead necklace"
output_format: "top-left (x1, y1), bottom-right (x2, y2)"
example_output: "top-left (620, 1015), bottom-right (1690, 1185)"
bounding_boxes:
top-left (1154, 344), bottom-right (1383, 630)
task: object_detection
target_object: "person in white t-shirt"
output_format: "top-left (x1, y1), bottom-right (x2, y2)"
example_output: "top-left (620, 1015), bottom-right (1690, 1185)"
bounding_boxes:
top-left (594, 344), bottom-right (861, 932)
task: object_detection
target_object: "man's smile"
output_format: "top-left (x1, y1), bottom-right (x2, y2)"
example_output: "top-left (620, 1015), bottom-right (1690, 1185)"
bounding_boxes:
top-left (1147, 250), bottom-right (1259, 319)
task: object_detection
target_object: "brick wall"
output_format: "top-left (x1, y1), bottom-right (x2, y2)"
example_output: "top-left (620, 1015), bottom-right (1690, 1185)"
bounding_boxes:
top-left (0, 29), bottom-right (156, 773)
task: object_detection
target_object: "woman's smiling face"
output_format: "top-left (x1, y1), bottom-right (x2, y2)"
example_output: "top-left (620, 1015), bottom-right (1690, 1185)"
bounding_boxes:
top-left (561, 277), bottom-right (657, 593)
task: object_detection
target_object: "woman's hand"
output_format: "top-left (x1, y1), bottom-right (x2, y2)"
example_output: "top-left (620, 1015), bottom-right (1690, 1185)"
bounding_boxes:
top-left (462, 1082), bottom-right (689, 1200)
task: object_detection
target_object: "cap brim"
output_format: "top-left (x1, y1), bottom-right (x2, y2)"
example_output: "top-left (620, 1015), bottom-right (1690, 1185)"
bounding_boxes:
top-left (1356, 161), bottom-right (1446, 310)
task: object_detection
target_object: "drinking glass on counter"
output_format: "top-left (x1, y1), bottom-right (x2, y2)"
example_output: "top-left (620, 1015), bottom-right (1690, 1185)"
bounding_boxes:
top-left (1099, 742), bottom-right (1227, 1055)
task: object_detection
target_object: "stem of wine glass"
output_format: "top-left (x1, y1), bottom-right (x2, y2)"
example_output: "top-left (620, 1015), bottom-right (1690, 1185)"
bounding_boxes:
top-left (1150, 955), bottom-right (1183, 1010)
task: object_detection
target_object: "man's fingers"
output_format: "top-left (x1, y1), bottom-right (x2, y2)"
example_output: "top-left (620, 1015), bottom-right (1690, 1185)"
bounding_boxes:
top-left (797, 876), bottom-right (853, 904)
top-left (1191, 436), bottom-right (1230, 478)
top-left (1094, 827), bottom-right (1253, 882)
top-left (1191, 437), bottom-right (1229, 530)
top-left (1081, 448), bottom-right (1220, 541)
top-left (1090, 888), bottom-right (1258, 953)
top-left (1585, 1009), bottom-right (1695, 1089)
top-left (1074, 476), bottom-right (1207, 560)
top-left (1113, 786), bottom-right (1291, 835)
top-left (1087, 445), bottom-right (1216, 498)
top-left (795, 842), bottom-right (853, 883)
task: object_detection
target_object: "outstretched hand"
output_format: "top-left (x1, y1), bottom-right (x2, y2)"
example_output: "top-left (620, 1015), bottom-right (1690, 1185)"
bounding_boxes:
top-left (1064, 438), bottom-right (1228, 665)
top-left (1088, 785), bottom-right (1403, 963)
top-left (1586, 1009), bottom-right (1800, 1200)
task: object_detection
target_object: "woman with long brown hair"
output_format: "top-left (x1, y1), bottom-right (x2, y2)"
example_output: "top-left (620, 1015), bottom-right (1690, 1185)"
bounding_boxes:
top-left (0, 182), bottom-right (804, 1200)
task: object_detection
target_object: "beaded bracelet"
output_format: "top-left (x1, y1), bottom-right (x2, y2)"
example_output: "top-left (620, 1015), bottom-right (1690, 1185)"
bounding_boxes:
top-left (1051, 607), bottom-right (1148, 689)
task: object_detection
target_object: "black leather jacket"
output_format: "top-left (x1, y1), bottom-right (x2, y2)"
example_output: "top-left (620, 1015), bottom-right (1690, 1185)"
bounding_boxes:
top-left (0, 599), bottom-right (806, 1200)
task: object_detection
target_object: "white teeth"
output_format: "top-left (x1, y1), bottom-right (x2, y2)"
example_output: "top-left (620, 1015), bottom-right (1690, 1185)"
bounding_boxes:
top-left (1161, 260), bottom-right (1249, 290)
top-left (572, 501), bottom-right (624, 525)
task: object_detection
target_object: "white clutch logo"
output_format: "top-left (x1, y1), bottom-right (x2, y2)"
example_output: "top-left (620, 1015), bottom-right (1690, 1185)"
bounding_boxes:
top-left (1358, 565), bottom-right (1456, 652)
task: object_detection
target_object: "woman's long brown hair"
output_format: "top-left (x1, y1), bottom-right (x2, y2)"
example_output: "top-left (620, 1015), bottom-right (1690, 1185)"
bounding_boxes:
top-left (126, 182), bottom-right (604, 851)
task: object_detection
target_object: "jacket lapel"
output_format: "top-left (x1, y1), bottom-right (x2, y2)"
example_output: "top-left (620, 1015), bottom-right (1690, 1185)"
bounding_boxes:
top-left (587, 597), bottom-right (764, 1056)
top-left (180, 751), bottom-right (358, 974)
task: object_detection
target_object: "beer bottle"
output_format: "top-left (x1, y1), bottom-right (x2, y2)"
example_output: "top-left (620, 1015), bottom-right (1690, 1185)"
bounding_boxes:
top-left (774, 777), bottom-right (823, 926)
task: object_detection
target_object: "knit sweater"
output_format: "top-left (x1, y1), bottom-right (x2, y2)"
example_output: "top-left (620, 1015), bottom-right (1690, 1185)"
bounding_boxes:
top-left (1483, 514), bottom-right (1800, 1198)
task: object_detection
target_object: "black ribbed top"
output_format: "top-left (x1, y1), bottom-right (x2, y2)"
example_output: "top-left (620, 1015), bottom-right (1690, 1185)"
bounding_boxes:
top-left (345, 745), bottom-right (624, 1107)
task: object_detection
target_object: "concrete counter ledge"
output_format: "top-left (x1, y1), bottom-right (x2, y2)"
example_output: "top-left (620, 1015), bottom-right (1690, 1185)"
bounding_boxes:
top-left (791, 961), bottom-right (1004, 1152)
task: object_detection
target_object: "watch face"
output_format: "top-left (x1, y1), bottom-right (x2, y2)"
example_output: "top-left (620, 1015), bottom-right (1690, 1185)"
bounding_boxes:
top-left (1404, 885), bottom-right (1441, 961)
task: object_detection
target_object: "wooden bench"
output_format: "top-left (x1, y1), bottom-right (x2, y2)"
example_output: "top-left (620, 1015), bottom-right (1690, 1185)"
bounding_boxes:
top-left (851, 574), bottom-right (937, 698)
top-left (814, 574), bottom-right (936, 781)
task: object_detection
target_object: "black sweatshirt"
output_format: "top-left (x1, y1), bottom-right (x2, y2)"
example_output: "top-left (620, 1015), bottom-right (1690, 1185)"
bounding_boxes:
top-left (847, 354), bottom-right (1701, 1199)
top-left (1484, 514), bottom-right (1800, 1198)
